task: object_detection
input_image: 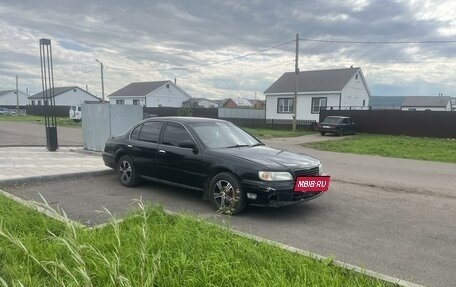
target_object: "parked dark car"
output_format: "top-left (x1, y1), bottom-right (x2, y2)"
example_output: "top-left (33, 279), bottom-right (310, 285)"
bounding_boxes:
top-left (102, 117), bottom-right (328, 214)
top-left (317, 116), bottom-right (356, 136)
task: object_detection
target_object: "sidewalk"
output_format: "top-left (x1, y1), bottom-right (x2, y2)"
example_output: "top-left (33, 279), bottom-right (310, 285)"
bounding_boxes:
top-left (0, 146), bottom-right (111, 184)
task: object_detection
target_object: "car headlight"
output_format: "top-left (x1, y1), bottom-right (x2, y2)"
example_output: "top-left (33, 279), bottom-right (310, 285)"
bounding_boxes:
top-left (258, 171), bottom-right (293, 181)
top-left (319, 163), bottom-right (324, 175)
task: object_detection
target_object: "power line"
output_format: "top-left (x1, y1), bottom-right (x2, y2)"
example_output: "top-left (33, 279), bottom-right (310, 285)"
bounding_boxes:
top-left (107, 39), bottom-right (296, 73)
top-left (300, 38), bottom-right (456, 44)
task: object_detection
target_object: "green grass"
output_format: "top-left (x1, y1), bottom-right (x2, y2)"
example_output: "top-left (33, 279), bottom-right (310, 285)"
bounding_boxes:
top-left (0, 194), bottom-right (394, 286)
top-left (0, 115), bottom-right (81, 128)
top-left (305, 134), bottom-right (456, 163)
top-left (244, 128), bottom-right (315, 139)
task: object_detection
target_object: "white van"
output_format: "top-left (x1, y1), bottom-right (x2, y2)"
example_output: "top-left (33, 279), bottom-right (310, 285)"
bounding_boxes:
top-left (69, 105), bottom-right (82, 122)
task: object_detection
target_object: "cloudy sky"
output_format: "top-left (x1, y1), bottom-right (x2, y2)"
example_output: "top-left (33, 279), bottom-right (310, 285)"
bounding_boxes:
top-left (0, 0), bottom-right (455, 101)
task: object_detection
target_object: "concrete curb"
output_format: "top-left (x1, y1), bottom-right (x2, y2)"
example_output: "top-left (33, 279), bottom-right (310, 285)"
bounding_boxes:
top-left (0, 169), bottom-right (113, 186)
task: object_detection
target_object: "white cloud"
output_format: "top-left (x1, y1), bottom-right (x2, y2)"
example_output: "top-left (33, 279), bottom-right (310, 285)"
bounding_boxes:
top-left (0, 0), bottom-right (455, 99)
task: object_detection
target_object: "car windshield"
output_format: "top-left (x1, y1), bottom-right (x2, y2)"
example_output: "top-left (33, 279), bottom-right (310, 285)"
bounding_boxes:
top-left (323, 117), bottom-right (342, 124)
top-left (189, 121), bottom-right (261, 148)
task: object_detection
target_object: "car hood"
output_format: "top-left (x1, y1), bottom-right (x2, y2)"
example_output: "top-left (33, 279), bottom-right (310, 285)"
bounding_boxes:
top-left (213, 146), bottom-right (320, 170)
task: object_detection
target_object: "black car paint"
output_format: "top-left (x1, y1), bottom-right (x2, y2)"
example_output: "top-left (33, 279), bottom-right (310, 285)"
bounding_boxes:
top-left (103, 117), bottom-right (323, 208)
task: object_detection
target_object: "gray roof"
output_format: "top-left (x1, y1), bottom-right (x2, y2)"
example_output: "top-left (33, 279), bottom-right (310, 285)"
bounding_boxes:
top-left (264, 67), bottom-right (360, 94)
top-left (402, 96), bottom-right (450, 107)
top-left (0, 90), bottom-right (15, 97)
top-left (369, 96), bottom-right (406, 109)
top-left (108, 81), bottom-right (170, 98)
top-left (28, 86), bottom-right (79, 99)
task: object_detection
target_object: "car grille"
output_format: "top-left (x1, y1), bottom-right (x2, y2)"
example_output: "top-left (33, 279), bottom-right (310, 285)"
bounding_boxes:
top-left (293, 167), bottom-right (319, 177)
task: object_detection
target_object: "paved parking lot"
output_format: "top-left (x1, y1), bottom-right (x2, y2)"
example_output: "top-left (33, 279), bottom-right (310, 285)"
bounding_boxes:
top-left (0, 121), bottom-right (82, 146)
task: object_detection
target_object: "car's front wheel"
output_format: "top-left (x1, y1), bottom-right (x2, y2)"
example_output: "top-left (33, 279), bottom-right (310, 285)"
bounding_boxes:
top-left (320, 131), bottom-right (326, 136)
top-left (208, 172), bottom-right (246, 215)
top-left (117, 155), bottom-right (140, 187)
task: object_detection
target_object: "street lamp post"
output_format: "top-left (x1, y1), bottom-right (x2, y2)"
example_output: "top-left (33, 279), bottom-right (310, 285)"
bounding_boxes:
top-left (95, 59), bottom-right (105, 102)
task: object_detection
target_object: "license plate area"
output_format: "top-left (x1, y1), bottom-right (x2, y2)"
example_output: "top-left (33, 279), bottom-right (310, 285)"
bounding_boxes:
top-left (294, 176), bottom-right (330, 192)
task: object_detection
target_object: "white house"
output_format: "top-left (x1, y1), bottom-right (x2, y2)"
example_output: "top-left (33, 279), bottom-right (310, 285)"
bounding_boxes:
top-left (183, 98), bottom-right (219, 108)
top-left (0, 90), bottom-right (29, 106)
top-left (400, 96), bottom-right (452, 111)
top-left (264, 67), bottom-right (371, 121)
top-left (28, 86), bottom-right (101, 106)
top-left (108, 81), bottom-right (191, 107)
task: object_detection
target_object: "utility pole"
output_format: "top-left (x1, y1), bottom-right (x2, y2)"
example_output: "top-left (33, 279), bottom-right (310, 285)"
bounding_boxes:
top-left (96, 59), bottom-right (105, 102)
top-left (292, 33), bottom-right (299, 132)
top-left (16, 75), bottom-right (19, 111)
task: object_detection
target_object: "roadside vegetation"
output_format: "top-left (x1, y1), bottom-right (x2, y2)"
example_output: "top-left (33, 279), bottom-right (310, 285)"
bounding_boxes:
top-left (0, 194), bottom-right (393, 286)
top-left (0, 115), bottom-right (81, 128)
top-left (243, 127), bottom-right (314, 139)
top-left (305, 134), bottom-right (456, 163)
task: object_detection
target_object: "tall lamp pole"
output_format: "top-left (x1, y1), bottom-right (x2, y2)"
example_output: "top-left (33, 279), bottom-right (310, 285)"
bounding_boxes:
top-left (292, 33), bottom-right (299, 132)
top-left (96, 59), bottom-right (105, 102)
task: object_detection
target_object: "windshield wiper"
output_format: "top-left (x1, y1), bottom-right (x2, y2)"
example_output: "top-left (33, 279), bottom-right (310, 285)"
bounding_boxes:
top-left (225, 144), bottom-right (250, 148)
top-left (250, 143), bottom-right (265, 147)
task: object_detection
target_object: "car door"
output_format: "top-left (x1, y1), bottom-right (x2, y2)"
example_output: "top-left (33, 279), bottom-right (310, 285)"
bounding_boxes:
top-left (156, 122), bottom-right (205, 189)
top-left (128, 121), bottom-right (164, 178)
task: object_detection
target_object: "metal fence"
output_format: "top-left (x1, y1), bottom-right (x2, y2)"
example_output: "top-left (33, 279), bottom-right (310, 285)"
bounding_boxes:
top-left (222, 118), bottom-right (316, 130)
top-left (26, 105), bottom-right (71, 117)
top-left (320, 109), bottom-right (456, 138)
top-left (143, 107), bottom-right (218, 118)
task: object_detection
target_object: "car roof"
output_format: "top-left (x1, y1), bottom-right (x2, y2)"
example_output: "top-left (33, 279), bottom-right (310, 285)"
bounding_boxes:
top-left (325, 116), bottom-right (350, 119)
top-left (142, 116), bottom-right (227, 124)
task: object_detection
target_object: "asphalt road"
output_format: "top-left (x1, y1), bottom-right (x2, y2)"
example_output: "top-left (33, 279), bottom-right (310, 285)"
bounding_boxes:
top-left (2, 122), bottom-right (456, 286)
top-left (0, 121), bottom-right (82, 146)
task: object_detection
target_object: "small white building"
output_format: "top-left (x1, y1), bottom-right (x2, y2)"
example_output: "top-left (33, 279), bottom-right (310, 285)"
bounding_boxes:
top-left (108, 81), bottom-right (191, 107)
top-left (183, 98), bottom-right (219, 108)
top-left (0, 90), bottom-right (29, 106)
top-left (401, 96), bottom-right (452, 111)
top-left (28, 86), bottom-right (101, 106)
top-left (264, 67), bottom-right (371, 121)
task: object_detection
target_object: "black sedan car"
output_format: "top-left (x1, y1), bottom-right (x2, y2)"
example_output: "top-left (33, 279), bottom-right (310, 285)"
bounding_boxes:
top-left (103, 117), bottom-right (328, 214)
top-left (316, 116), bottom-right (356, 136)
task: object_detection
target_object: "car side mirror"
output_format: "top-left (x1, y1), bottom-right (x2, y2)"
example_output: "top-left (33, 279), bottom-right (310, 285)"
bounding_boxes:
top-left (179, 140), bottom-right (198, 153)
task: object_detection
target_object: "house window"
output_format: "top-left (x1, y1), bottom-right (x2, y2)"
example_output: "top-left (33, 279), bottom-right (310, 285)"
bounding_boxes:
top-left (116, 99), bottom-right (125, 105)
top-left (38, 100), bottom-right (42, 106)
top-left (31, 100), bottom-right (35, 106)
top-left (311, 97), bottom-right (327, 114)
top-left (133, 99), bottom-right (140, 105)
top-left (277, 98), bottom-right (293, 113)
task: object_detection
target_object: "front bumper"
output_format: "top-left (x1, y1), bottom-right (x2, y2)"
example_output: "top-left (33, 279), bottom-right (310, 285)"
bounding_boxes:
top-left (317, 127), bottom-right (340, 134)
top-left (241, 179), bottom-right (324, 207)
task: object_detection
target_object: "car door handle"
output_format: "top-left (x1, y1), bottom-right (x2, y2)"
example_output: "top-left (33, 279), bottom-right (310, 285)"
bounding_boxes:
top-left (158, 150), bottom-right (166, 154)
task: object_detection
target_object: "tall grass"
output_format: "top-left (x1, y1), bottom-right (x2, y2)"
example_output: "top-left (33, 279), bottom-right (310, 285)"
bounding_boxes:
top-left (0, 194), bottom-right (394, 286)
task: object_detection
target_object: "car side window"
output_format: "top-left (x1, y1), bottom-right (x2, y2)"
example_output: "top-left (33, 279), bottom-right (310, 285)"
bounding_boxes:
top-left (162, 122), bottom-right (194, 147)
top-left (342, 118), bottom-right (349, 124)
top-left (138, 121), bottom-right (163, 143)
top-left (130, 124), bottom-right (142, 140)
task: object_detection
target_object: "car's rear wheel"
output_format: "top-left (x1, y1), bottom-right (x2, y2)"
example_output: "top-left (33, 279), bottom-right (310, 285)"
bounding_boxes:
top-left (320, 131), bottom-right (326, 136)
top-left (208, 172), bottom-right (246, 215)
top-left (117, 155), bottom-right (140, 187)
